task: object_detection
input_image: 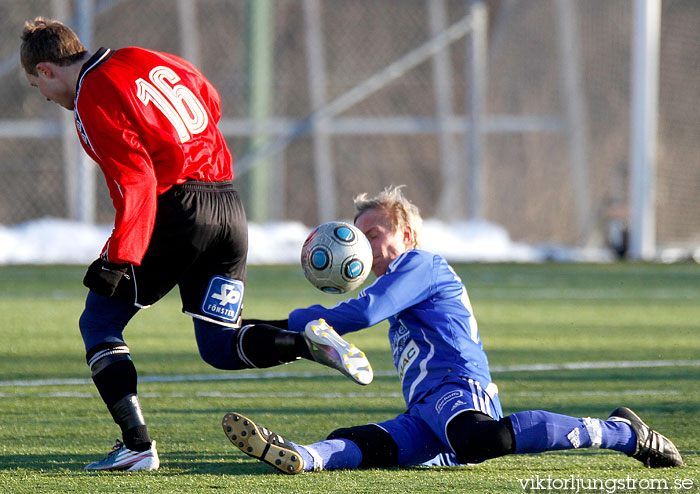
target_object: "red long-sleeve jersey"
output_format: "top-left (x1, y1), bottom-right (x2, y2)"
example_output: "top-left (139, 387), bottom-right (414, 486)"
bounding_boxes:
top-left (73, 47), bottom-right (233, 264)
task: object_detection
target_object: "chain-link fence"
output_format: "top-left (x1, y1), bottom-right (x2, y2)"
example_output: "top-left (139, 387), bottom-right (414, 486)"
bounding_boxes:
top-left (2, 0), bottom-right (699, 253)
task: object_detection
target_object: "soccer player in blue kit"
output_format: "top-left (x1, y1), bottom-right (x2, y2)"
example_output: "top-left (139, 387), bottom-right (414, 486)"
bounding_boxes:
top-left (222, 185), bottom-right (683, 473)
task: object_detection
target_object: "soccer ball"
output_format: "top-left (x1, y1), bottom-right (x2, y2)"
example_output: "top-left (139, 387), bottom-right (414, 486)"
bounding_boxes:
top-left (301, 221), bottom-right (373, 294)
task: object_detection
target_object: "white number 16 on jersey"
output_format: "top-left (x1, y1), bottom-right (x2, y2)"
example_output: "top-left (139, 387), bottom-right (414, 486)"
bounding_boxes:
top-left (135, 66), bottom-right (209, 143)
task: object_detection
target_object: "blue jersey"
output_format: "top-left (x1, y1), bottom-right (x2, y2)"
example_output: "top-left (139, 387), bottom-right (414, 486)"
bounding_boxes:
top-left (289, 250), bottom-right (494, 407)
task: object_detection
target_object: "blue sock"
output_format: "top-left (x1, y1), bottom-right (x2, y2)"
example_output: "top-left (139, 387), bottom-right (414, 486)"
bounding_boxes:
top-left (510, 410), bottom-right (635, 454)
top-left (599, 420), bottom-right (636, 454)
top-left (291, 441), bottom-right (315, 470)
top-left (292, 439), bottom-right (362, 471)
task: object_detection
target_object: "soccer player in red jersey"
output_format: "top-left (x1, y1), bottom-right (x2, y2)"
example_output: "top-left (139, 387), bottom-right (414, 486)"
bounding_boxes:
top-left (20, 17), bottom-right (372, 471)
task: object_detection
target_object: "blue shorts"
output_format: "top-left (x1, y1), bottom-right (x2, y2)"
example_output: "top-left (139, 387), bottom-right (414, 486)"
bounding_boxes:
top-left (375, 377), bottom-right (502, 467)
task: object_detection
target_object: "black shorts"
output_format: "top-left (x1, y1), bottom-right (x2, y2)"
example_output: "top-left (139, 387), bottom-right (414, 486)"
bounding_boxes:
top-left (113, 181), bottom-right (248, 327)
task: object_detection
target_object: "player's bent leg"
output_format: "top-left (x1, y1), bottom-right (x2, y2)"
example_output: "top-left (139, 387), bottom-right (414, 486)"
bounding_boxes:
top-left (222, 412), bottom-right (305, 474)
top-left (195, 319), bottom-right (314, 369)
top-left (446, 411), bottom-right (515, 463)
top-left (608, 407), bottom-right (684, 467)
top-left (195, 316), bottom-right (373, 385)
top-left (303, 319), bottom-right (373, 385)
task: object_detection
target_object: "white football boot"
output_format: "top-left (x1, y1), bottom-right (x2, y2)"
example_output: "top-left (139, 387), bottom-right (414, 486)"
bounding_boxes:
top-left (303, 319), bottom-right (373, 385)
top-left (84, 439), bottom-right (159, 471)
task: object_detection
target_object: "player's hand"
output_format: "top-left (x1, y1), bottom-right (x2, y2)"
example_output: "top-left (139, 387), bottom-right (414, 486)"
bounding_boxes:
top-left (83, 258), bottom-right (132, 297)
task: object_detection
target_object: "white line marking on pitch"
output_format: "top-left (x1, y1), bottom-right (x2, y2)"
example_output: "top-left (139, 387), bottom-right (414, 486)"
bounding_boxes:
top-left (490, 359), bottom-right (700, 372)
top-left (1, 359), bottom-right (698, 388)
top-left (0, 389), bottom-right (683, 399)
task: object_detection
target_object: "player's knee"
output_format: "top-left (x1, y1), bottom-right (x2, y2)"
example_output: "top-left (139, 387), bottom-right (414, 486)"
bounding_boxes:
top-left (79, 292), bottom-right (135, 348)
top-left (447, 412), bottom-right (515, 463)
top-left (327, 424), bottom-right (399, 468)
top-left (79, 304), bottom-right (112, 344)
top-left (79, 309), bottom-right (97, 341)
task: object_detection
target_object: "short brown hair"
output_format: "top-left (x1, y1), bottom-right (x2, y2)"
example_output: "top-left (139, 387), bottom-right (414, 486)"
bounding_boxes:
top-left (353, 185), bottom-right (423, 249)
top-left (20, 17), bottom-right (87, 75)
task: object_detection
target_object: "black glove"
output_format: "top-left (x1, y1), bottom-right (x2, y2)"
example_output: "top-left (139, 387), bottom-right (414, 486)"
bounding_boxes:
top-left (83, 258), bottom-right (132, 298)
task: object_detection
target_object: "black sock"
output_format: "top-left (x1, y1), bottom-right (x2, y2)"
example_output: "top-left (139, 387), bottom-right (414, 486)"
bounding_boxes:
top-left (88, 346), bottom-right (151, 451)
top-left (123, 425), bottom-right (152, 452)
top-left (92, 359), bottom-right (138, 405)
top-left (277, 331), bottom-right (313, 361)
top-left (233, 324), bottom-right (310, 367)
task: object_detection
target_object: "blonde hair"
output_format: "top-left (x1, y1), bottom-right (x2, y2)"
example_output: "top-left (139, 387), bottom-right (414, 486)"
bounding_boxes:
top-left (20, 17), bottom-right (87, 75)
top-left (353, 185), bottom-right (423, 249)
